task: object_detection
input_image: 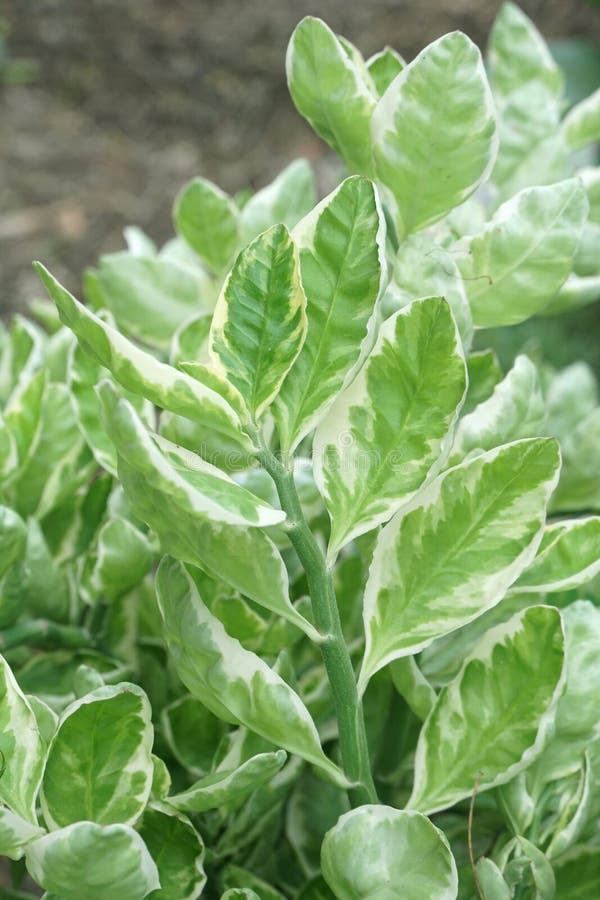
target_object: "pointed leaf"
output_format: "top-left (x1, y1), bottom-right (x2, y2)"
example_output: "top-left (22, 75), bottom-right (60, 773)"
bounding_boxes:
top-left (174, 177), bottom-right (239, 273)
top-left (138, 803), bottom-right (206, 900)
top-left (516, 517), bottom-right (600, 593)
top-left (409, 605), bottom-right (565, 814)
top-left (313, 297), bottom-right (466, 558)
top-left (488, 2), bottom-right (563, 100)
top-left (321, 806), bottom-right (458, 899)
top-left (360, 438), bottom-right (560, 689)
top-left (371, 31), bottom-right (497, 236)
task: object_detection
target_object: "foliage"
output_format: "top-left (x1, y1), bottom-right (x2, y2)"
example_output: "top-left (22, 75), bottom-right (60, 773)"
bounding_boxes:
top-left (0, 3), bottom-right (600, 897)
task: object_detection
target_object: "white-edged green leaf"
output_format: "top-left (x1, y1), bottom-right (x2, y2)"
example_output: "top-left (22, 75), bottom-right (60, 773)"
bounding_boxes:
top-left (313, 297), bottom-right (466, 559)
top-left (286, 17), bottom-right (375, 176)
top-left (476, 858), bottom-right (511, 900)
top-left (464, 350), bottom-right (503, 414)
top-left (210, 224), bottom-right (307, 419)
top-left (321, 806), bottom-right (458, 899)
top-left (239, 159), bottom-right (316, 245)
top-left (168, 750), bottom-right (287, 813)
top-left (547, 751), bottom-right (593, 859)
top-left (450, 355), bottom-right (545, 465)
top-left (542, 272), bottom-right (600, 316)
top-left (563, 88), bottom-right (600, 150)
top-left (0, 655), bottom-right (46, 823)
top-left (0, 505), bottom-right (27, 582)
top-left (35, 263), bottom-right (251, 449)
top-left (174, 177), bottom-right (239, 273)
top-left (170, 314), bottom-right (211, 368)
top-left (274, 176), bottom-right (385, 452)
top-left (123, 225), bottom-right (156, 256)
top-left (161, 694), bottom-right (225, 776)
top-left (408, 605), bottom-right (565, 814)
top-left (359, 438), bottom-right (560, 690)
top-left (366, 48), bottom-right (405, 97)
top-left (0, 315), bottom-right (44, 405)
top-left (551, 407), bottom-right (600, 512)
top-left (516, 517), bottom-right (600, 593)
top-left (458, 179), bottom-right (588, 327)
top-left (25, 822), bottom-right (160, 900)
top-left (2, 368), bottom-right (46, 483)
top-left (87, 516), bottom-right (155, 603)
top-left (390, 657), bottom-right (437, 721)
top-left (488, 2), bottom-right (563, 100)
top-left (138, 802), bottom-right (206, 900)
top-left (156, 557), bottom-right (347, 786)
top-left (371, 31), bottom-right (497, 237)
top-left (0, 808), bottom-right (44, 861)
top-left (41, 683), bottom-right (153, 828)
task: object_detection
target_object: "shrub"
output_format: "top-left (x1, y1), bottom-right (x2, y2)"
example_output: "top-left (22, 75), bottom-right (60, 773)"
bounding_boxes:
top-left (1, 3), bottom-right (600, 897)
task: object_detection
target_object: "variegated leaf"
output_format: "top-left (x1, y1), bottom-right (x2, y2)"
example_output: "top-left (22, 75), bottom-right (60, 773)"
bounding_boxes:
top-left (562, 88), bottom-right (600, 150)
top-left (0, 808), bottom-right (45, 861)
top-left (516, 517), bottom-right (600, 593)
top-left (138, 802), bottom-right (206, 900)
top-left (488, 2), bottom-right (563, 101)
top-left (174, 177), bottom-right (239, 274)
top-left (239, 159), bottom-right (316, 245)
top-left (366, 48), bottom-right (405, 97)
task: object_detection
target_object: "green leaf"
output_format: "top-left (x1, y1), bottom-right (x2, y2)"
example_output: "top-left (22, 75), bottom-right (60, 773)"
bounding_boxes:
top-left (0, 315), bottom-right (43, 405)
top-left (156, 557), bottom-right (346, 786)
top-left (286, 770), bottom-right (350, 877)
top-left (0, 655), bottom-right (46, 823)
top-left (390, 657), bottom-right (437, 721)
top-left (505, 836), bottom-right (555, 899)
top-left (516, 517), bottom-right (600, 593)
top-left (168, 750), bottom-right (287, 813)
top-left (286, 17), bottom-right (375, 176)
top-left (86, 517), bottom-right (155, 603)
top-left (0, 808), bottom-right (44, 862)
top-left (464, 350), bottom-right (503, 415)
top-left (170, 314), bottom-right (211, 368)
top-left (0, 506), bottom-right (27, 583)
top-left (210, 224), bottom-right (307, 420)
top-left (174, 177), bottom-right (239, 274)
top-left (321, 806), bottom-right (458, 899)
top-left (313, 297), bottom-right (466, 559)
top-left (274, 176), bottom-right (385, 452)
top-left (475, 858), bottom-right (511, 900)
top-left (547, 750), bottom-right (592, 859)
top-left (555, 849), bottom-right (600, 898)
top-left (138, 803), bottom-right (206, 900)
top-left (41, 683), bottom-right (153, 828)
top-left (366, 48), bottom-right (405, 97)
top-left (488, 2), bottom-right (563, 100)
top-left (457, 179), bottom-right (588, 327)
top-left (239, 159), bottom-right (316, 245)
top-left (449, 355), bottom-right (546, 464)
top-left (2, 518), bottom-right (70, 622)
top-left (371, 31), bottom-right (497, 236)
top-left (2, 369), bottom-right (46, 483)
top-left (35, 263), bottom-right (250, 449)
top-left (359, 438), bottom-right (560, 689)
top-left (25, 822), bottom-right (160, 900)
top-left (563, 88), bottom-right (600, 149)
top-left (408, 605), bottom-right (565, 814)
top-left (551, 408), bottom-right (600, 512)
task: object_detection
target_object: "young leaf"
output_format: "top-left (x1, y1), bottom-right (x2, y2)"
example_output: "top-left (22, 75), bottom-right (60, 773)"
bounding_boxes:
top-left (239, 159), bottom-right (316, 245)
top-left (408, 605), bottom-right (565, 814)
top-left (516, 517), bottom-right (600, 593)
top-left (138, 803), bottom-right (206, 900)
top-left (86, 516), bottom-right (155, 603)
top-left (476, 858), bottom-right (511, 900)
top-left (41, 683), bottom-right (154, 828)
top-left (562, 88), bottom-right (600, 150)
top-left (210, 224), bottom-right (307, 420)
top-left (359, 438), bottom-right (560, 690)
top-left (371, 31), bottom-right (497, 236)
top-left (488, 2), bottom-right (563, 100)
top-left (35, 263), bottom-right (251, 449)
top-left (0, 808), bottom-right (45, 862)
top-left (274, 176), bottom-right (385, 452)
top-left (457, 179), bottom-right (588, 327)
top-left (168, 750), bottom-right (287, 813)
top-left (286, 18), bottom-right (375, 176)
top-left (321, 806), bottom-right (458, 899)
top-left (313, 297), bottom-right (466, 559)
top-left (366, 48), bottom-right (405, 97)
top-left (174, 177), bottom-right (239, 274)
top-left (156, 557), bottom-right (347, 786)
top-left (0, 655), bottom-right (46, 823)
top-left (390, 657), bottom-right (437, 721)
top-left (25, 822), bottom-right (160, 900)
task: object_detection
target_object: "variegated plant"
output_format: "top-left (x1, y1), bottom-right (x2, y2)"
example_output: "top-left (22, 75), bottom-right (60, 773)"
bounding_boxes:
top-left (0, 3), bottom-right (599, 897)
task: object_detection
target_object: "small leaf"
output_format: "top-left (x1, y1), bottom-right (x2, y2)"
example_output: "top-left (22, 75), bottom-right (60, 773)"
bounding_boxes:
top-left (390, 657), bottom-right (437, 721)
top-left (371, 31), bottom-right (497, 236)
top-left (138, 803), bottom-right (206, 900)
top-left (161, 694), bottom-right (225, 776)
top-left (408, 605), bottom-right (565, 814)
top-left (475, 858), bottom-right (511, 900)
top-left (174, 177), bottom-right (239, 273)
top-left (563, 88), bottom-right (600, 149)
top-left (25, 822), bottom-right (160, 900)
top-left (516, 517), bottom-right (600, 593)
top-left (239, 159), bottom-right (316, 244)
top-left (360, 438), bottom-right (560, 689)
top-left (0, 808), bottom-right (45, 861)
top-left (321, 805), bottom-right (458, 899)
top-left (366, 48), bottom-right (405, 96)
top-left (210, 224), bottom-right (307, 419)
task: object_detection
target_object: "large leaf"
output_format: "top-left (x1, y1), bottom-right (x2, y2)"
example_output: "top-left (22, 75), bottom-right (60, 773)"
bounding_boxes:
top-left (371, 31), bottom-right (497, 236)
top-left (35, 263), bottom-right (250, 448)
top-left (41, 683), bottom-right (154, 828)
top-left (0, 655), bottom-right (46, 823)
top-left (457, 179), bottom-right (588, 327)
top-left (210, 224), bottom-right (307, 420)
top-left (409, 605), bottom-right (565, 814)
top-left (25, 822), bottom-right (160, 900)
top-left (174, 177), bottom-right (239, 274)
top-left (488, 2), bottom-right (563, 100)
top-left (239, 159), bottom-right (316, 245)
top-left (313, 297), bottom-right (466, 559)
top-left (286, 18), bottom-right (375, 176)
top-left (274, 176), bottom-right (385, 452)
top-left (138, 803), bottom-right (206, 900)
top-left (321, 806), bottom-right (458, 899)
top-left (359, 438), bottom-right (560, 690)
top-left (156, 557), bottom-right (346, 786)
top-left (516, 518), bottom-right (600, 593)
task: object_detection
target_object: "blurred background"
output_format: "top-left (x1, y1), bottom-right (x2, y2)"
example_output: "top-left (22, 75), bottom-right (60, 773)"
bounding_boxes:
top-left (1, 0), bottom-right (600, 368)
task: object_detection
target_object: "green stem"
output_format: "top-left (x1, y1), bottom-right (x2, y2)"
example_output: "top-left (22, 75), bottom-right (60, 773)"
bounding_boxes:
top-left (258, 444), bottom-right (377, 806)
top-left (0, 620), bottom-right (91, 652)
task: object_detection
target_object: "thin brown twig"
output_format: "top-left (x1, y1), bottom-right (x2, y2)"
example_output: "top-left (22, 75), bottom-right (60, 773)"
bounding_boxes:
top-left (469, 770), bottom-right (485, 900)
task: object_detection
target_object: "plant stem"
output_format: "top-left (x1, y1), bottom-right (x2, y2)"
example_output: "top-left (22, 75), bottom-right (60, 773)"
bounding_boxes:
top-left (258, 444), bottom-right (377, 806)
top-left (0, 620), bottom-right (91, 652)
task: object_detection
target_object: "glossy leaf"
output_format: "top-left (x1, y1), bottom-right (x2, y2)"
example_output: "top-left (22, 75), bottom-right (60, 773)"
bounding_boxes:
top-left (274, 176), bottom-right (385, 452)
top-left (458, 179), bottom-right (588, 327)
top-left (313, 297), bottom-right (466, 558)
top-left (371, 31), bottom-right (497, 236)
top-left (138, 803), bottom-right (206, 900)
top-left (174, 177), bottom-right (239, 273)
top-left (516, 517), bottom-right (600, 593)
top-left (409, 605), bottom-right (565, 814)
top-left (360, 438), bottom-right (560, 689)
top-left (321, 806), bottom-right (458, 899)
